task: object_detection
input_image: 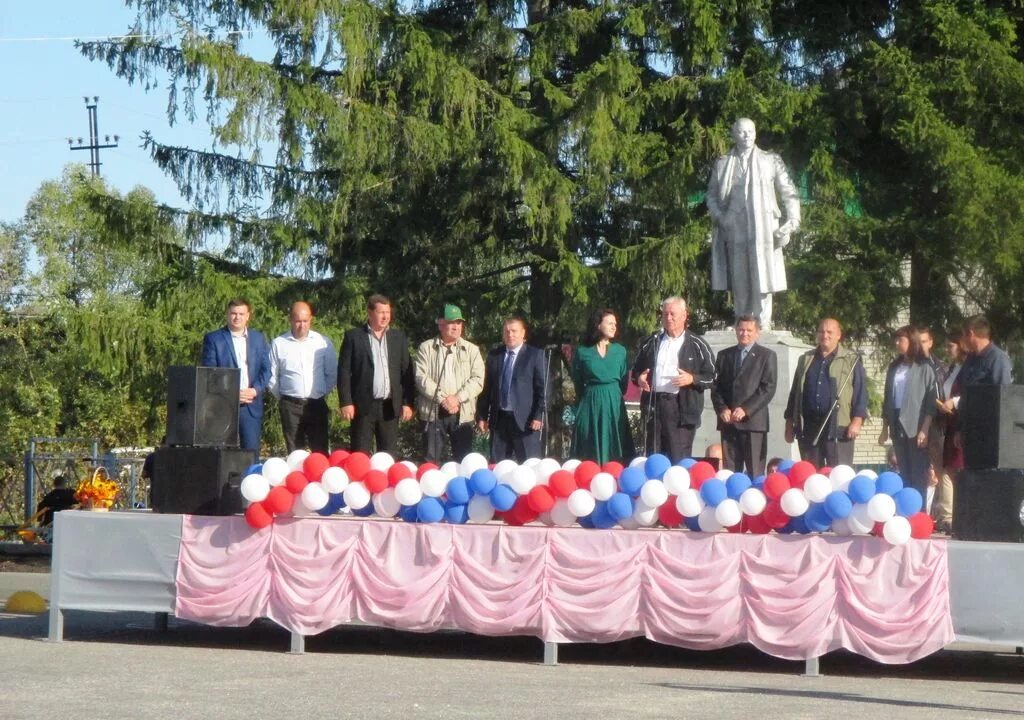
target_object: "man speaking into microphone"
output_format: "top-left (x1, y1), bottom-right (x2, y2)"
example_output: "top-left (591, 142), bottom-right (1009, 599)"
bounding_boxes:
top-left (414, 304), bottom-right (485, 463)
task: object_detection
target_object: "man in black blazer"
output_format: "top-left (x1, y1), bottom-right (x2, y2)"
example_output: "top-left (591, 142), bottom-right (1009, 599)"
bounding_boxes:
top-left (711, 315), bottom-right (778, 477)
top-left (476, 316), bottom-right (547, 461)
top-left (338, 294), bottom-right (415, 454)
top-left (631, 296), bottom-right (716, 463)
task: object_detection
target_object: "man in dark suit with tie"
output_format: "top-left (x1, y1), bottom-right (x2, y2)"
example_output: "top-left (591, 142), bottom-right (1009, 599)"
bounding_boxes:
top-left (711, 315), bottom-right (778, 477)
top-left (337, 294), bottom-right (415, 454)
top-left (476, 316), bottom-right (547, 461)
top-left (201, 298), bottom-right (272, 451)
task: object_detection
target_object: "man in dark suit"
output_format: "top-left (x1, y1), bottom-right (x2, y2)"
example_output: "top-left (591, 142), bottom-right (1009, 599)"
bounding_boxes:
top-left (201, 298), bottom-right (272, 451)
top-left (631, 296), bottom-right (716, 463)
top-left (711, 315), bottom-right (778, 477)
top-left (337, 294), bottom-right (415, 454)
top-left (476, 316), bottom-right (547, 461)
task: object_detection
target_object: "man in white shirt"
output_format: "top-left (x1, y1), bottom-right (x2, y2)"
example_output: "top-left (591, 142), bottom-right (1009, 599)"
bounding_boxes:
top-left (268, 301), bottom-right (338, 453)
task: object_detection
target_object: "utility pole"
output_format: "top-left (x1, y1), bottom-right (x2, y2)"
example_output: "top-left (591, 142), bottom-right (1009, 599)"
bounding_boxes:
top-left (68, 96), bottom-right (119, 177)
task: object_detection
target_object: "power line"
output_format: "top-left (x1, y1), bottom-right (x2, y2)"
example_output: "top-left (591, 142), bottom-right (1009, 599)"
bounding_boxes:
top-left (0, 33), bottom-right (158, 43)
top-left (68, 98), bottom-right (119, 178)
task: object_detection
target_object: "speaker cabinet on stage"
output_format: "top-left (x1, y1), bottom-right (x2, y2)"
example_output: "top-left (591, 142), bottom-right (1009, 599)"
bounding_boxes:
top-left (953, 468), bottom-right (1024, 542)
top-left (960, 384), bottom-right (1024, 470)
top-left (150, 446), bottom-right (256, 515)
top-left (167, 365), bottom-right (240, 447)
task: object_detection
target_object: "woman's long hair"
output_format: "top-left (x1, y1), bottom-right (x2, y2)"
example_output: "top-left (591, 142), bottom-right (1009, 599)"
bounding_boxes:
top-left (582, 309), bottom-right (618, 347)
top-left (893, 325), bottom-right (926, 364)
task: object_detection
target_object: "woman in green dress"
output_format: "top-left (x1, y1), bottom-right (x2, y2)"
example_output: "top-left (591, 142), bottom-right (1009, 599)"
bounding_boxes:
top-left (571, 309), bottom-right (636, 464)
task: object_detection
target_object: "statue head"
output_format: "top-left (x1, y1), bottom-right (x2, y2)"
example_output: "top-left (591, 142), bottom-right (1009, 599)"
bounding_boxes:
top-left (730, 118), bottom-right (757, 152)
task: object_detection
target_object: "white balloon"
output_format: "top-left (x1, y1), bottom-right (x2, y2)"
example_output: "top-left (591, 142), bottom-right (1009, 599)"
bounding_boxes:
top-left (829, 464), bottom-right (856, 492)
top-left (619, 516), bottom-right (640, 530)
top-left (240, 473), bottom-right (270, 503)
top-left (697, 507), bottom-right (724, 532)
top-left (507, 466), bottom-right (537, 494)
top-left (867, 493), bottom-right (897, 523)
top-left (633, 499), bottom-right (659, 526)
top-left (589, 472), bottom-right (616, 501)
top-left (286, 449), bottom-right (310, 470)
top-left (628, 456), bottom-right (648, 468)
top-left (803, 473), bottom-right (832, 503)
top-left (320, 466), bottom-right (350, 494)
top-left (261, 457), bottom-right (290, 487)
top-left (369, 452), bottom-right (395, 471)
top-left (372, 488), bottom-right (401, 518)
top-left (858, 469), bottom-right (878, 480)
top-left (550, 498), bottom-right (577, 526)
top-left (662, 466), bottom-right (691, 495)
top-left (419, 469), bottom-right (449, 498)
top-left (401, 460), bottom-right (419, 473)
top-left (831, 517), bottom-right (852, 536)
top-left (675, 488), bottom-right (704, 518)
top-left (439, 461), bottom-right (461, 479)
top-left (535, 458), bottom-right (561, 484)
top-left (467, 495), bottom-right (495, 523)
top-left (714, 498), bottom-right (742, 528)
top-left (299, 481), bottom-right (329, 511)
top-left (738, 487), bottom-right (767, 516)
top-left (460, 452), bottom-right (489, 477)
top-left (882, 515), bottom-right (912, 545)
top-left (561, 458), bottom-right (582, 473)
top-left (715, 469), bottom-right (733, 481)
top-left (848, 504), bottom-right (875, 534)
top-left (343, 481), bottom-right (371, 510)
top-left (537, 511), bottom-right (555, 526)
top-left (780, 488), bottom-right (810, 517)
top-left (522, 457), bottom-right (542, 468)
top-left (639, 480), bottom-right (669, 508)
top-left (567, 489), bottom-right (596, 517)
top-left (493, 459), bottom-right (519, 480)
top-left (394, 477), bottom-right (423, 506)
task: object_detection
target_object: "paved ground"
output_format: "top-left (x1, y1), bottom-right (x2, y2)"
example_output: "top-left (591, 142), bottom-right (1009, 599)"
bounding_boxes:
top-left (1, 568), bottom-right (1021, 720)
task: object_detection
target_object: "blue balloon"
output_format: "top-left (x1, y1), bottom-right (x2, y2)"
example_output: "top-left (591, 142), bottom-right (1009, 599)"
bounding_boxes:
top-left (244, 463), bottom-right (263, 477)
top-left (416, 497), bottom-right (445, 523)
top-left (398, 504), bottom-right (419, 522)
top-left (678, 457), bottom-right (697, 469)
top-left (447, 476), bottom-right (472, 504)
top-left (444, 502), bottom-right (469, 524)
top-left (784, 515), bottom-right (810, 534)
top-left (725, 472), bottom-right (752, 499)
top-left (591, 501), bottom-right (617, 529)
top-left (752, 474), bottom-right (766, 488)
top-left (618, 467), bottom-right (646, 496)
top-left (316, 503), bottom-right (337, 517)
top-left (823, 491), bottom-right (853, 520)
top-left (875, 471), bottom-right (904, 496)
top-left (322, 492), bottom-right (346, 514)
top-left (352, 503), bottom-right (375, 517)
top-left (577, 513), bottom-right (595, 529)
top-left (489, 483), bottom-right (517, 512)
top-left (848, 475), bottom-right (876, 504)
top-left (805, 503), bottom-right (833, 532)
top-left (469, 468), bottom-right (498, 495)
top-left (645, 454), bottom-right (671, 479)
top-left (607, 492), bottom-right (634, 520)
top-left (778, 459), bottom-right (796, 473)
top-left (699, 478), bottom-right (728, 507)
top-left (894, 487), bottom-right (923, 517)
top-left (683, 515), bottom-right (701, 531)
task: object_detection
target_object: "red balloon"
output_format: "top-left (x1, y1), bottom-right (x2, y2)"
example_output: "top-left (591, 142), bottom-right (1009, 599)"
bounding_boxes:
top-left (601, 461), bottom-right (624, 479)
top-left (744, 513), bottom-right (772, 534)
top-left (819, 466), bottom-right (833, 478)
top-left (786, 461), bottom-right (816, 489)
top-left (548, 470), bottom-right (576, 498)
top-left (872, 521), bottom-right (886, 537)
top-left (763, 472), bottom-right (791, 500)
top-left (417, 462), bottom-right (440, 479)
top-left (658, 502), bottom-right (684, 528)
top-left (762, 501), bottom-right (790, 529)
top-left (909, 512), bottom-right (935, 539)
top-left (689, 461), bottom-right (716, 488)
top-left (509, 495), bottom-right (540, 525)
top-left (527, 485), bottom-right (555, 513)
top-left (344, 452), bottom-right (371, 481)
top-left (725, 519), bottom-right (742, 533)
top-left (387, 463), bottom-right (413, 486)
top-left (362, 469), bottom-right (388, 494)
top-left (574, 460), bottom-right (601, 489)
top-left (264, 486), bottom-right (294, 515)
top-left (244, 501), bottom-right (274, 529)
top-left (303, 453), bottom-right (330, 482)
top-left (284, 471), bottom-right (309, 494)
top-left (328, 449), bottom-right (350, 467)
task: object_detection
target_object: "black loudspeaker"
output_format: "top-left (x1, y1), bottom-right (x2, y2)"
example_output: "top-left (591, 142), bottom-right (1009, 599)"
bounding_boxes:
top-left (150, 446), bottom-right (256, 515)
top-left (954, 468), bottom-right (1024, 542)
top-left (167, 366), bottom-right (240, 447)
top-left (960, 384), bottom-right (1024, 469)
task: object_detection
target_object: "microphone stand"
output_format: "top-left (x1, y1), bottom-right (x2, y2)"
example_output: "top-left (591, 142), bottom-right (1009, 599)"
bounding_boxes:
top-left (637, 331), bottom-right (660, 455)
top-left (811, 352), bottom-right (863, 447)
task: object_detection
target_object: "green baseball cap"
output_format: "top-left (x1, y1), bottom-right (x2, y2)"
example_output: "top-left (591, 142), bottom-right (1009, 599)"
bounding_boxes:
top-left (442, 304), bottom-right (465, 321)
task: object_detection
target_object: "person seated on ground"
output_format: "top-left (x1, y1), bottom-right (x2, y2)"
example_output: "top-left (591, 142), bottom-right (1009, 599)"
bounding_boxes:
top-left (37, 475), bottom-right (78, 525)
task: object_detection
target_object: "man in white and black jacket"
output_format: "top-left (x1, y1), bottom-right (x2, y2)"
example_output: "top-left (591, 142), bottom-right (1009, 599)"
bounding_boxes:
top-left (631, 296), bottom-right (716, 463)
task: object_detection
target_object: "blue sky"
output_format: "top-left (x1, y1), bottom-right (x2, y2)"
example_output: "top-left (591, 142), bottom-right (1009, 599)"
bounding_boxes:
top-left (0, 2), bottom-right (216, 224)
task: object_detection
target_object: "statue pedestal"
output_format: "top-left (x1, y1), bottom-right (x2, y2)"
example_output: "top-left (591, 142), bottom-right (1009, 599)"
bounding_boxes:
top-left (693, 329), bottom-right (813, 465)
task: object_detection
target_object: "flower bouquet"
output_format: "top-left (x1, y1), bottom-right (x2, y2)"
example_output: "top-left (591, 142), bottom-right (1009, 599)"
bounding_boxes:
top-left (75, 467), bottom-right (120, 510)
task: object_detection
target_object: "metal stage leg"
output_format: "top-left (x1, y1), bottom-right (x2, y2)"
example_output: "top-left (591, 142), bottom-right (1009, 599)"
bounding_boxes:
top-left (46, 607), bottom-right (64, 643)
top-left (803, 656), bottom-right (821, 677)
top-left (543, 641), bottom-right (558, 666)
top-left (290, 631), bottom-right (306, 654)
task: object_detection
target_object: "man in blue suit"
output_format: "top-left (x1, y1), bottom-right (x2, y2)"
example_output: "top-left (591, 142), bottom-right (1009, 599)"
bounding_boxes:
top-left (201, 298), bottom-right (272, 451)
top-left (476, 316), bottom-right (547, 461)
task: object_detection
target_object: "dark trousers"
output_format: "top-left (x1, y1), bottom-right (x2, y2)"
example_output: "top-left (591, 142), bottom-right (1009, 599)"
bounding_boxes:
top-left (891, 423), bottom-right (930, 497)
top-left (644, 394), bottom-right (695, 464)
top-left (351, 399), bottom-right (398, 454)
top-left (238, 405), bottom-right (263, 452)
top-left (798, 431), bottom-right (855, 468)
top-left (279, 395), bottom-right (329, 454)
top-left (722, 426), bottom-right (767, 477)
top-left (422, 413), bottom-right (474, 464)
top-left (491, 410), bottom-right (541, 462)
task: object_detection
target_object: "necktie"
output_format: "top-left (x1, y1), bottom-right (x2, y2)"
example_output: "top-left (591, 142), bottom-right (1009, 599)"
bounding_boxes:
top-left (500, 349), bottom-right (515, 409)
top-left (736, 347), bottom-right (748, 373)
